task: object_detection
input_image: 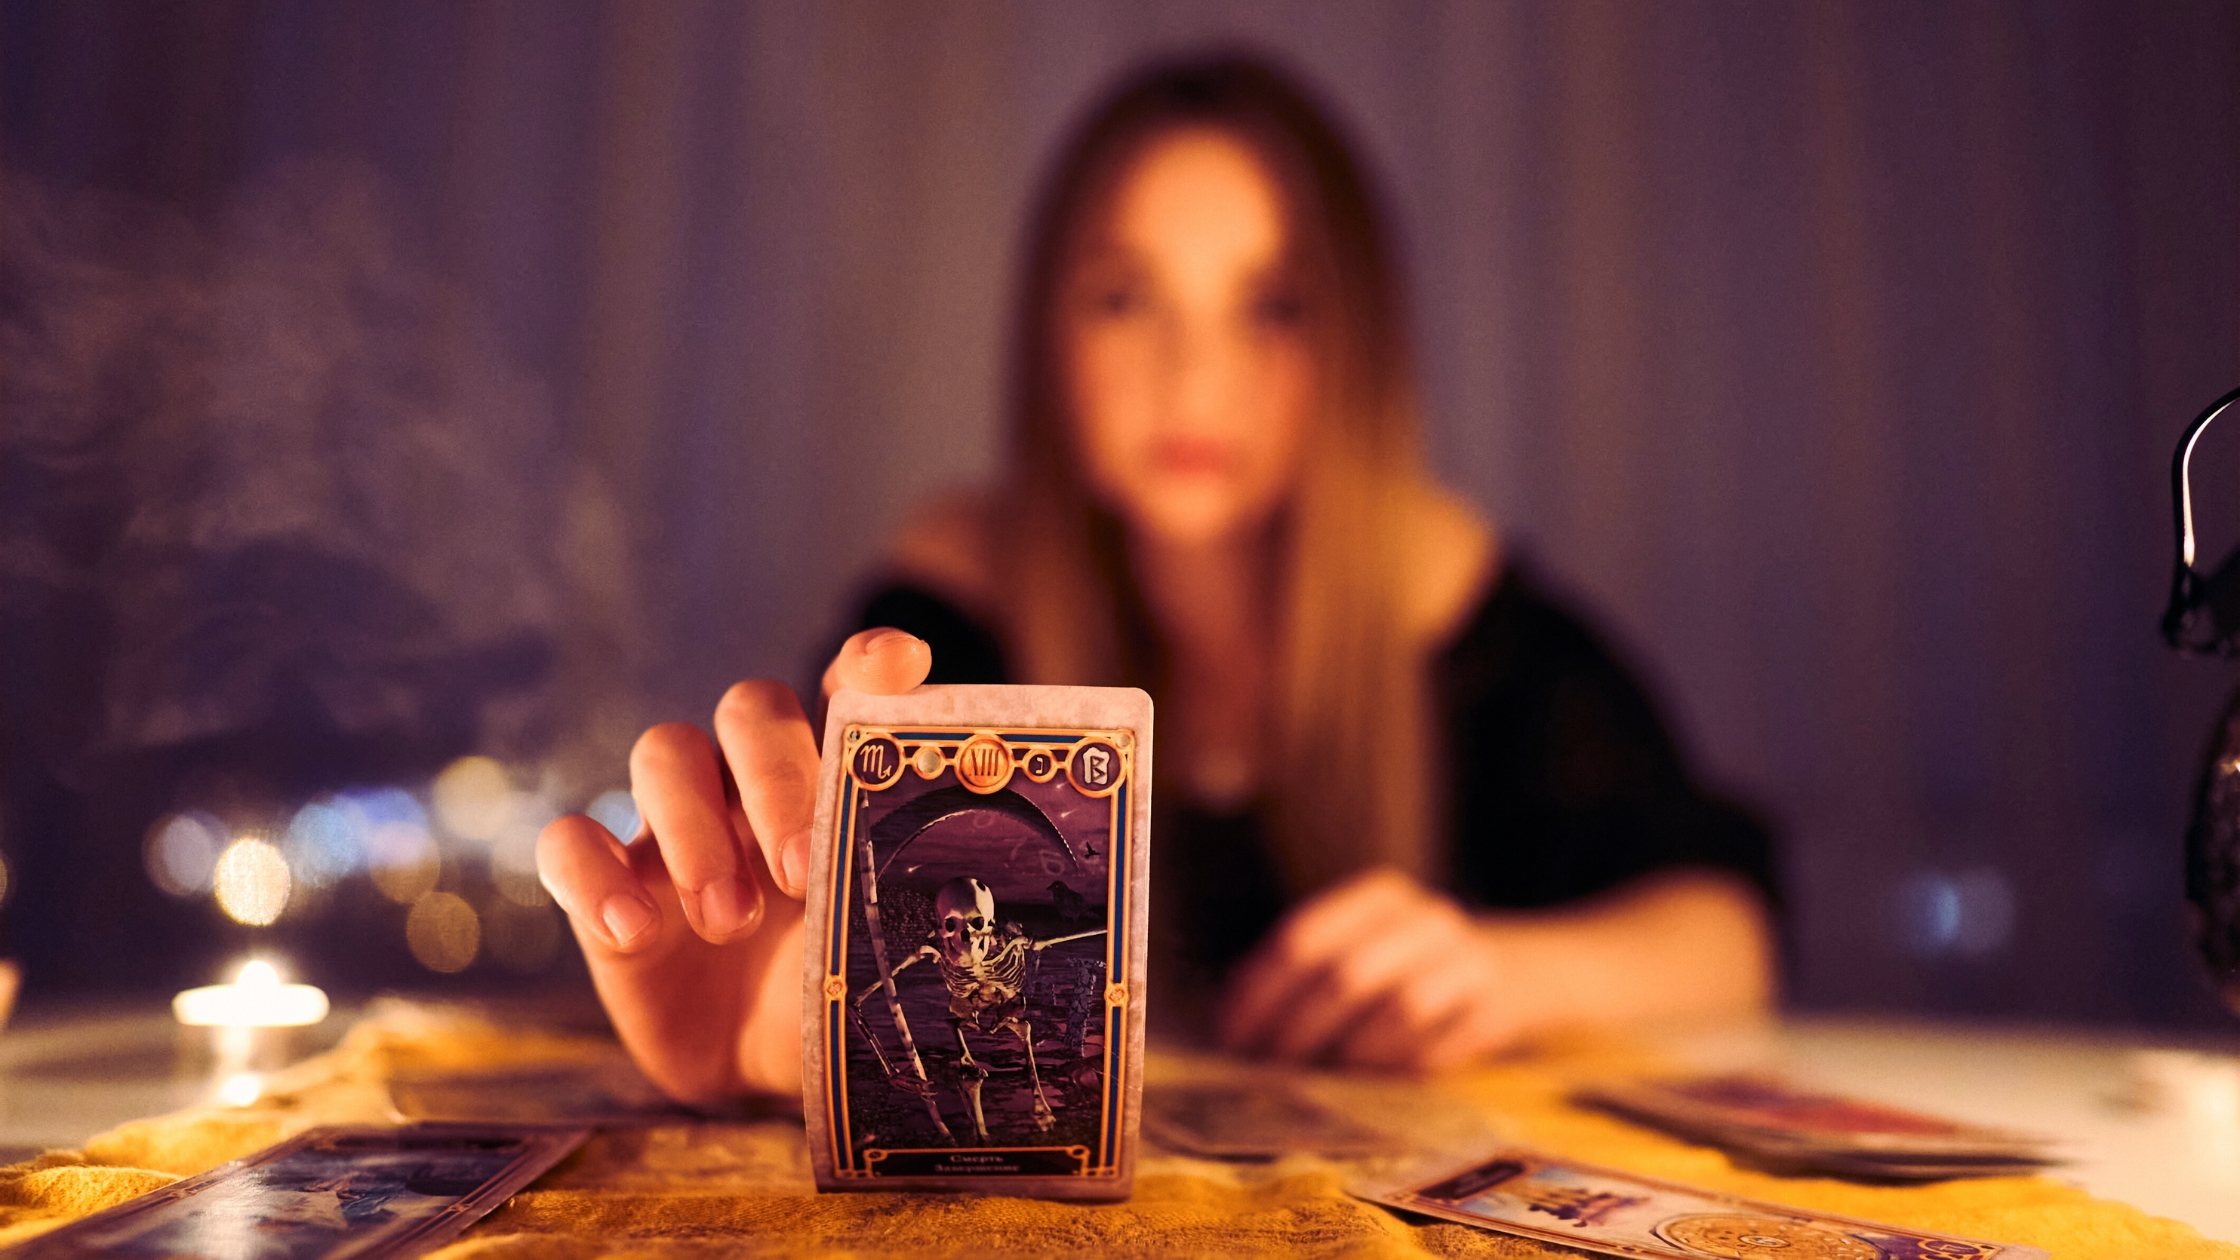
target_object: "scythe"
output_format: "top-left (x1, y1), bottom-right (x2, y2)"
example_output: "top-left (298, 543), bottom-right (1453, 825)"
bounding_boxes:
top-left (856, 818), bottom-right (954, 1143)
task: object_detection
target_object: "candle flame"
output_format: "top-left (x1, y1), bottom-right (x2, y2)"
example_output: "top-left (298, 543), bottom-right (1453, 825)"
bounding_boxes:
top-left (174, 959), bottom-right (329, 1028)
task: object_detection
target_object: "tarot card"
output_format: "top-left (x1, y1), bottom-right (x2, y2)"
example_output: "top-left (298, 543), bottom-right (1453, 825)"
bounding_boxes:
top-left (1735, 1151), bottom-right (2052, 1182)
top-left (1144, 1080), bottom-right (1398, 1160)
top-left (11, 1123), bottom-right (587, 1259)
top-left (1577, 1075), bottom-right (2054, 1181)
top-left (800, 684), bottom-right (1153, 1199)
top-left (1353, 1147), bottom-right (2050, 1259)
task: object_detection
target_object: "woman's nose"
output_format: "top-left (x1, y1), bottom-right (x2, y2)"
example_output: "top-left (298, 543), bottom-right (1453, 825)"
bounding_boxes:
top-left (1166, 316), bottom-right (1239, 428)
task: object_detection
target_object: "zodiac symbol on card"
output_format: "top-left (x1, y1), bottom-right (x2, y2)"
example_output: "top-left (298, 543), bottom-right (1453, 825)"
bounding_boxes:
top-left (852, 736), bottom-right (904, 789)
top-left (1066, 740), bottom-right (1123, 796)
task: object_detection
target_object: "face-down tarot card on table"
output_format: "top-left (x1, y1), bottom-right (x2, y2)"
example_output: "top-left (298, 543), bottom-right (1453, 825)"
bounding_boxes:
top-left (801, 684), bottom-right (1152, 1199)
top-left (8, 1124), bottom-right (587, 1260)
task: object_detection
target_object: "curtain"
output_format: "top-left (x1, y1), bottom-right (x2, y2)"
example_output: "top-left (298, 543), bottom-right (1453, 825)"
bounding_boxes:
top-left (2, 0), bottom-right (2235, 1020)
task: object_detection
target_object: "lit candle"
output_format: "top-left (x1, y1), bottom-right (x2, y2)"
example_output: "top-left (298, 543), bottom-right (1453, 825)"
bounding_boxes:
top-left (173, 960), bottom-right (329, 1106)
top-left (173, 960), bottom-right (328, 1029)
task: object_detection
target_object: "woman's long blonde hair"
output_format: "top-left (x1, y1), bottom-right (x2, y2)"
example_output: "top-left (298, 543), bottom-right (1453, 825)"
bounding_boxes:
top-left (999, 54), bottom-right (1440, 894)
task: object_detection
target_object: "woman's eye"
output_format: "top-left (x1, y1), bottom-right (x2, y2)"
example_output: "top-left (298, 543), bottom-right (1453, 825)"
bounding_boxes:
top-left (1251, 290), bottom-right (1307, 328)
top-left (1088, 283), bottom-right (1144, 317)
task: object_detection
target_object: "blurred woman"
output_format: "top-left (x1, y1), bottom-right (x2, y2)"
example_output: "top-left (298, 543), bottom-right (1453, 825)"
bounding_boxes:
top-left (538, 55), bottom-right (1776, 1103)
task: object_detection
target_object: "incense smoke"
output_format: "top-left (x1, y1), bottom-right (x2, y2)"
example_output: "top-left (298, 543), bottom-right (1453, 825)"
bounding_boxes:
top-left (0, 158), bottom-right (635, 786)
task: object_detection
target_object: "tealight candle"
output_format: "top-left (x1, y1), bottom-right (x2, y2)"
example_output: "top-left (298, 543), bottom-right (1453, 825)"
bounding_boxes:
top-left (173, 960), bottom-right (329, 1029)
top-left (173, 960), bottom-right (329, 1105)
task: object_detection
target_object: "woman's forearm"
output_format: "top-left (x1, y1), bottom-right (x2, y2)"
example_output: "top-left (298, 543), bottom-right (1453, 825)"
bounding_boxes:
top-left (1482, 869), bottom-right (1777, 1034)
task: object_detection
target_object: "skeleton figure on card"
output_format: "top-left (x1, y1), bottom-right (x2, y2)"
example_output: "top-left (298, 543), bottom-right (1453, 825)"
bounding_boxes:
top-left (837, 725), bottom-right (1128, 1151)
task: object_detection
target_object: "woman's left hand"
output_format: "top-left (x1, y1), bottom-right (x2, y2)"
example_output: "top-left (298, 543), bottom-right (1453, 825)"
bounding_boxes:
top-left (1215, 868), bottom-right (1527, 1071)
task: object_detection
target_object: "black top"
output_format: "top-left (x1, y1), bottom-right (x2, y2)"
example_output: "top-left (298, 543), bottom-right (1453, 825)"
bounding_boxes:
top-left (855, 565), bottom-right (1778, 1006)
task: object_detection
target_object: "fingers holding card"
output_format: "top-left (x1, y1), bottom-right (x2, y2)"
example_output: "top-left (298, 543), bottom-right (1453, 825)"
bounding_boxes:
top-left (801, 684), bottom-right (1153, 1200)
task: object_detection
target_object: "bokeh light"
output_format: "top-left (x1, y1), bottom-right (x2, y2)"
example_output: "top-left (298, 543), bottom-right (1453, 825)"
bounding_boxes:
top-left (489, 823), bottom-right (548, 908)
top-left (586, 789), bottom-right (639, 841)
top-left (366, 820), bottom-right (440, 904)
top-left (432, 756), bottom-right (513, 842)
top-left (145, 811), bottom-right (226, 897)
top-left (1895, 865), bottom-right (2017, 958)
top-left (339, 786), bottom-right (427, 834)
top-left (405, 891), bottom-right (480, 972)
top-left (212, 838), bottom-right (292, 925)
top-left (0, 850), bottom-right (10, 907)
top-left (482, 897), bottom-right (562, 973)
top-left (282, 801), bottom-right (363, 888)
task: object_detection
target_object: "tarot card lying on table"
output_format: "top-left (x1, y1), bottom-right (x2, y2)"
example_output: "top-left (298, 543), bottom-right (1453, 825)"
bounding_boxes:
top-left (1353, 1147), bottom-right (2050, 1259)
top-left (10, 1124), bottom-right (586, 1259)
top-left (1576, 1074), bottom-right (2056, 1182)
top-left (801, 685), bottom-right (1152, 1199)
top-left (1144, 1080), bottom-right (1400, 1161)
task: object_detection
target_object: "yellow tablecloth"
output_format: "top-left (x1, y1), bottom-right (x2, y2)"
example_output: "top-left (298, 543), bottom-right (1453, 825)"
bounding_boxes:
top-left (0, 1003), bottom-right (2230, 1258)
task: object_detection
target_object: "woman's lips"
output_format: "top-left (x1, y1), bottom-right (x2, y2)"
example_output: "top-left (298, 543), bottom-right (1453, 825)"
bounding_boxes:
top-left (1150, 438), bottom-right (1236, 476)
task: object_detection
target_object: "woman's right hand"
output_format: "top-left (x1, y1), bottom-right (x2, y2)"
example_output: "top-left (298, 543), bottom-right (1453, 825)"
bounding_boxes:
top-left (536, 628), bottom-right (932, 1103)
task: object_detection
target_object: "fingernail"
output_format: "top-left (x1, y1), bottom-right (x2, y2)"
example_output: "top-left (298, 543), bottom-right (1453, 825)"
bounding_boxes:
top-left (779, 838), bottom-right (807, 897)
top-left (865, 629), bottom-right (921, 655)
top-left (601, 895), bottom-right (655, 948)
top-left (698, 877), bottom-right (754, 937)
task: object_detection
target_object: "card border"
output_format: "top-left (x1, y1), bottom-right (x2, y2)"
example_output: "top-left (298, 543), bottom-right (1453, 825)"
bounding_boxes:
top-left (828, 724), bottom-right (1130, 1180)
top-left (802, 685), bottom-right (1152, 1200)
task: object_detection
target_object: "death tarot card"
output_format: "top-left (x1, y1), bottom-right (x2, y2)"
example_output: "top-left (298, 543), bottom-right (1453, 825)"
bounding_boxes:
top-left (801, 684), bottom-right (1153, 1199)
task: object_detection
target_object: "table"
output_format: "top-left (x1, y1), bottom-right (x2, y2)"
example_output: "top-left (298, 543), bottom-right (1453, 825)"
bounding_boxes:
top-left (0, 1001), bottom-right (2234, 1256)
top-left (1642, 1016), bottom-right (2240, 1245)
top-left (0, 1006), bottom-right (347, 1165)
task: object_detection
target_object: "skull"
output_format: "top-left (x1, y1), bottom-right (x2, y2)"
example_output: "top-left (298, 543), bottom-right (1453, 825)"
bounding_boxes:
top-left (934, 877), bottom-right (997, 967)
